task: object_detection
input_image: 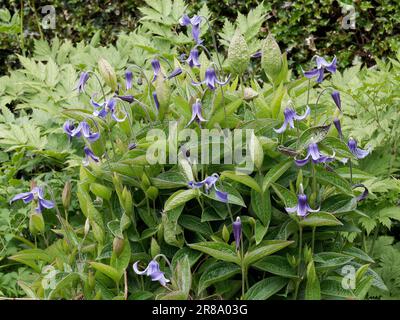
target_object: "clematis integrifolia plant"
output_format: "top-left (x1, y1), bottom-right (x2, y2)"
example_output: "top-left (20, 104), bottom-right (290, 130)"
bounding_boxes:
top-left (75, 71), bottom-right (89, 93)
top-left (83, 146), bottom-right (100, 166)
top-left (331, 90), bottom-right (341, 111)
top-left (347, 137), bottom-right (370, 159)
top-left (192, 67), bottom-right (230, 91)
top-left (10, 186), bottom-right (54, 213)
top-left (91, 96), bottom-right (127, 122)
top-left (232, 217), bottom-right (242, 250)
top-left (303, 55), bottom-right (337, 83)
top-left (274, 106), bottom-right (310, 134)
top-left (186, 48), bottom-right (201, 68)
top-left (63, 120), bottom-right (100, 142)
top-left (285, 184), bottom-right (320, 217)
top-left (295, 140), bottom-right (335, 166)
top-left (133, 255), bottom-right (171, 287)
top-left (188, 173), bottom-right (228, 203)
top-left (180, 14), bottom-right (203, 44)
top-left (187, 99), bottom-right (206, 126)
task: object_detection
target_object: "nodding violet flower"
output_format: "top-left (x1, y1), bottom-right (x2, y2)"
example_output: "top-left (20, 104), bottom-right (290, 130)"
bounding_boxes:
top-left (331, 91), bottom-right (341, 111)
top-left (295, 142), bottom-right (335, 166)
top-left (91, 95), bottom-right (127, 122)
top-left (333, 118), bottom-right (343, 140)
top-left (347, 137), bottom-right (370, 159)
top-left (75, 71), bottom-right (89, 93)
top-left (63, 120), bottom-right (100, 142)
top-left (353, 184), bottom-right (369, 202)
top-left (187, 99), bottom-right (206, 126)
top-left (303, 56), bottom-right (337, 83)
top-left (285, 188), bottom-right (320, 217)
top-left (83, 146), bottom-right (100, 166)
top-left (180, 14), bottom-right (202, 44)
top-left (125, 70), bottom-right (133, 90)
top-left (273, 106), bottom-right (310, 134)
top-left (133, 260), bottom-right (170, 286)
top-left (166, 68), bottom-right (183, 80)
top-left (186, 49), bottom-right (201, 68)
top-left (232, 217), bottom-right (242, 250)
top-left (10, 187), bottom-right (54, 213)
top-left (151, 59), bottom-right (161, 82)
top-left (192, 67), bottom-right (230, 90)
top-left (128, 142), bottom-right (137, 150)
top-left (188, 173), bottom-right (228, 203)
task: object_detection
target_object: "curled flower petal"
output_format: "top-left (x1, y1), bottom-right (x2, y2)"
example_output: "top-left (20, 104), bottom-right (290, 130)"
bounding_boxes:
top-left (186, 49), bottom-right (201, 68)
top-left (348, 137), bottom-right (370, 159)
top-left (75, 72), bottom-right (89, 93)
top-left (274, 107), bottom-right (309, 134)
top-left (151, 59), bottom-right (161, 82)
top-left (215, 189), bottom-right (228, 203)
top-left (353, 184), bottom-right (369, 202)
top-left (133, 260), bottom-right (170, 286)
top-left (167, 68), bottom-right (182, 80)
top-left (10, 192), bottom-right (34, 204)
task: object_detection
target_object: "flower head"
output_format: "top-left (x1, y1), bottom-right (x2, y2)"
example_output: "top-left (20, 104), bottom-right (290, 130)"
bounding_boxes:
top-left (187, 99), bottom-right (206, 126)
top-left (151, 59), bottom-right (161, 82)
top-left (274, 106), bottom-right (310, 134)
top-left (333, 118), bottom-right (343, 140)
top-left (331, 91), bottom-right (341, 111)
top-left (295, 142), bottom-right (335, 166)
top-left (188, 173), bottom-right (228, 203)
top-left (186, 49), bottom-right (201, 68)
top-left (303, 56), bottom-right (337, 83)
top-left (232, 217), bottom-right (242, 250)
top-left (347, 137), bottom-right (370, 159)
top-left (133, 260), bottom-right (170, 286)
top-left (285, 191), bottom-right (320, 217)
top-left (91, 95), bottom-right (127, 122)
top-left (125, 70), bottom-right (133, 90)
top-left (192, 67), bottom-right (230, 90)
top-left (83, 146), bottom-right (100, 166)
top-left (63, 120), bottom-right (100, 143)
top-left (10, 186), bottom-right (54, 213)
top-left (75, 72), bottom-right (89, 93)
top-left (180, 14), bottom-right (202, 44)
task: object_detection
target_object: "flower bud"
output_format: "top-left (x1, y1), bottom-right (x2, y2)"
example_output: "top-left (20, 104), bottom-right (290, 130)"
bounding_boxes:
top-left (232, 217), bottom-right (242, 250)
top-left (261, 34), bottom-right (283, 84)
top-left (90, 183), bottom-right (112, 201)
top-left (113, 236), bottom-right (125, 257)
top-left (29, 213), bottom-right (45, 235)
top-left (243, 87), bottom-right (259, 101)
top-left (98, 58), bottom-right (117, 92)
top-left (222, 224), bottom-right (230, 243)
top-left (84, 218), bottom-right (91, 236)
top-left (62, 181), bottom-right (72, 210)
top-left (146, 186), bottom-right (159, 201)
top-left (227, 29), bottom-right (249, 76)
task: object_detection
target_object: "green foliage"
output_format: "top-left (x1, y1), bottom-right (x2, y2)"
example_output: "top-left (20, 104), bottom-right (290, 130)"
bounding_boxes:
top-left (0, 0), bottom-right (399, 301)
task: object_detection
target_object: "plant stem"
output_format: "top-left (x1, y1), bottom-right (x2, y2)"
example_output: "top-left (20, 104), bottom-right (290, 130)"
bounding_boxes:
top-left (294, 225), bottom-right (303, 300)
top-left (311, 227), bottom-right (316, 254)
top-left (349, 159), bottom-right (353, 185)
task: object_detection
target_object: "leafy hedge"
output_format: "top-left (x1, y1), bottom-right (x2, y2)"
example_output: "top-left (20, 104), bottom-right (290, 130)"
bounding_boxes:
top-left (1, 0), bottom-right (399, 75)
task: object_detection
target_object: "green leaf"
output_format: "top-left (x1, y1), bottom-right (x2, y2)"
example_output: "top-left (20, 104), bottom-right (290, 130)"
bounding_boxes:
top-left (271, 183), bottom-right (298, 207)
top-left (294, 124), bottom-right (331, 150)
top-left (221, 171), bottom-right (261, 193)
top-left (164, 189), bottom-right (198, 211)
top-left (198, 262), bottom-right (241, 294)
top-left (244, 240), bottom-right (293, 266)
top-left (110, 239), bottom-right (131, 273)
top-left (299, 212), bottom-right (343, 227)
top-left (253, 256), bottom-right (297, 279)
top-left (251, 185), bottom-right (271, 227)
top-left (48, 273), bottom-right (80, 299)
top-left (207, 98), bottom-right (243, 128)
top-left (188, 242), bottom-right (240, 265)
top-left (262, 159), bottom-right (292, 192)
top-left (254, 220), bottom-right (268, 245)
top-left (305, 260), bottom-right (321, 300)
top-left (90, 262), bottom-right (121, 283)
top-left (314, 166), bottom-right (353, 195)
top-left (244, 276), bottom-right (288, 300)
top-left (174, 255), bottom-right (191, 298)
top-left (179, 215), bottom-right (213, 237)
